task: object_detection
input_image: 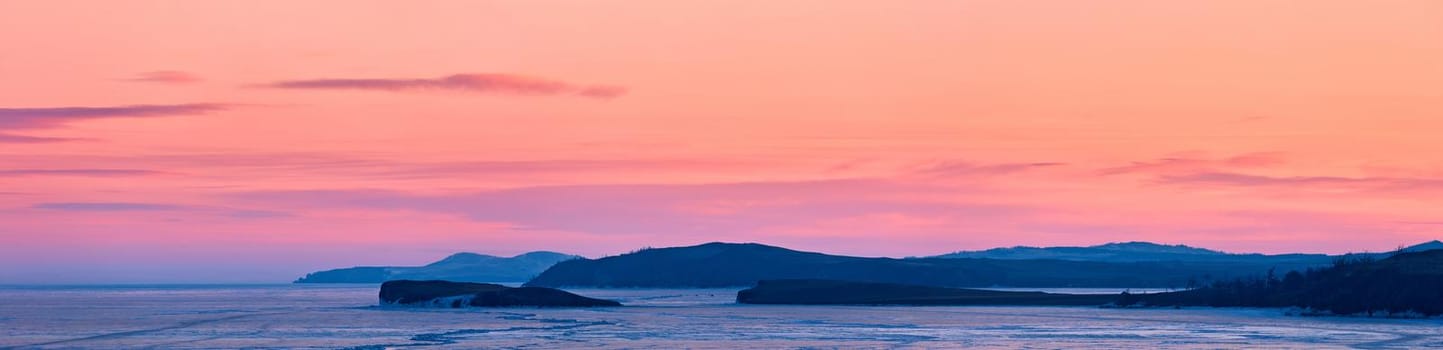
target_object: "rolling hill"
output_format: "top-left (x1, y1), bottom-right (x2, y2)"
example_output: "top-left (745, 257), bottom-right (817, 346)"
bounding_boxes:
top-left (295, 251), bottom-right (578, 283)
top-left (523, 242), bottom-right (1328, 288)
top-left (1126, 248), bottom-right (1443, 316)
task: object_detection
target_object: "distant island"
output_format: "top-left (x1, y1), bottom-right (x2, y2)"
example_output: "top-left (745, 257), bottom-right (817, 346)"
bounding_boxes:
top-left (379, 280), bottom-right (619, 308)
top-left (735, 249), bottom-right (1443, 317)
top-left (933, 241), bottom-right (1333, 264)
top-left (302, 240), bottom-right (1443, 291)
top-left (738, 279), bottom-right (1116, 306)
top-left (938, 240), bottom-right (1443, 262)
top-left (523, 242), bottom-right (1362, 289)
top-left (295, 251), bottom-right (578, 283)
top-left (1121, 248), bottom-right (1443, 317)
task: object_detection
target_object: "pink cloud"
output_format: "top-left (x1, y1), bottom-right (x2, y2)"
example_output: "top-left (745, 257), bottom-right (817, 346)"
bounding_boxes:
top-left (576, 85), bottom-right (629, 99)
top-left (0, 103), bottom-right (227, 143)
top-left (263, 73), bottom-right (627, 99)
top-left (29, 201), bottom-right (292, 219)
top-left (1094, 153), bottom-right (1443, 195)
top-left (0, 103), bottom-right (229, 130)
top-left (1159, 172), bottom-right (1443, 193)
top-left (1100, 152), bottom-right (1286, 175)
top-left (32, 202), bottom-right (186, 211)
top-left (0, 169), bottom-right (165, 177)
top-left (366, 158), bottom-right (741, 179)
top-left (0, 152), bottom-right (755, 184)
top-left (1162, 210), bottom-right (1438, 253)
top-left (916, 161), bottom-right (1065, 177)
top-left (0, 133), bottom-right (78, 143)
top-left (124, 70), bottom-right (202, 84)
top-left (1224, 153), bottom-right (1287, 167)
top-left (227, 179), bottom-right (1024, 239)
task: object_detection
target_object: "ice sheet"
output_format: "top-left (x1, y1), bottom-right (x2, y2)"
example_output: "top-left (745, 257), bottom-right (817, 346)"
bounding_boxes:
top-left (0, 285), bottom-right (1438, 349)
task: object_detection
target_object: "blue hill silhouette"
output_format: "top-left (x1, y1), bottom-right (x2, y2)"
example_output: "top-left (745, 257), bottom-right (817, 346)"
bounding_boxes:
top-left (295, 251), bottom-right (577, 283)
top-left (525, 242), bottom-right (1338, 288)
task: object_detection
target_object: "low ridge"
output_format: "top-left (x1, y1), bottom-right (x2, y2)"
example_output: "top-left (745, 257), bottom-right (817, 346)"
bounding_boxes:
top-left (295, 251), bottom-right (579, 283)
top-left (379, 280), bottom-right (620, 308)
top-left (523, 242), bottom-right (1317, 288)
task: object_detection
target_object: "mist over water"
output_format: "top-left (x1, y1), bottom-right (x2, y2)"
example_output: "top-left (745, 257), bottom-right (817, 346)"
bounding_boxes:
top-left (2, 285), bottom-right (1439, 349)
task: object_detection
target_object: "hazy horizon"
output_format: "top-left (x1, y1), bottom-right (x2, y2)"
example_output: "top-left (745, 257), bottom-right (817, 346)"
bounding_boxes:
top-left (3, 1), bottom-right (1441, 284)
top-left (4, 239), bottom-right (1436, 285)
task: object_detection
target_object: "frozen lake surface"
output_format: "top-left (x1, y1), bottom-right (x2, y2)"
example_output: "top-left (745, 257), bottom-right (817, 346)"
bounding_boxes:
top-left (1, 284), bottom-right (1440, 349)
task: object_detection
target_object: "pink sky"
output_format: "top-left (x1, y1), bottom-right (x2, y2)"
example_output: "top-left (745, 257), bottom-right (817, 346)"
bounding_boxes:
top-left (1, 1), bottom-right (1440, 283)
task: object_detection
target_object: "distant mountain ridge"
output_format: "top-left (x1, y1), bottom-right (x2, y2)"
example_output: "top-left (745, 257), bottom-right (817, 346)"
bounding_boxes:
top-left (524, 242), bottom-right (1329, 289)
top-left (1126, 248), bottom-right (1443, 316)
top-left (1397, 240), bottom-right (1443, 253)
top-left (736, 249), bottom-right (1443, 316)
top-left (296, 240), bottom-right (1442, 286)
top-left (525, 240), bottom-right (1443, 289)
top-left (937, 241), bottom-right (1254, 262)
top-left (295, 251), bottom-right (578, 283)
top-left (935, 240), bottom-right (1443, 262)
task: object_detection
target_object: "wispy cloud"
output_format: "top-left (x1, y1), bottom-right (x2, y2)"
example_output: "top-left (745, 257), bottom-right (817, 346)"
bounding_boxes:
top-left (0, 133), bottom-right (80, 143)
top-left (1100, 152), bottom-right (1285, 175)
top-left (575, 85), bottom-right (628, 99)
top-left (0, 152), bottom-right (747, 181)
top-left (123, 70), bottom-right (202, 84)
top-left (1396, 221), bottom-right (1443, 226)
top-left (1159, 172), bottom-right (1443, 192)
top-left (916, 161), bottom-right (1064, 177)
top-left (0, 103), bottom-right (229, 130)
top-left (32, 202), bottom-right (186, 211)
top-left (228, 179), bottom-right (1021, 237)
top-left (262, 73), bottom-right (626, 99)
top-left (30, 201), bottom-right (291, 219)
top-left (226, 210), bottom-right (293, 219)
top-left (1098, 153), bottom-right (1443, 194)
top-left (0, 169), bottom-right (166, 177)
top-left (365, 158), bottom-right (743, 179)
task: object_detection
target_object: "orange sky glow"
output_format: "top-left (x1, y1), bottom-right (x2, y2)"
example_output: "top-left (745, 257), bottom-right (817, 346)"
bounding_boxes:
top-left (1, 0), bottom-right (1440, 282)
